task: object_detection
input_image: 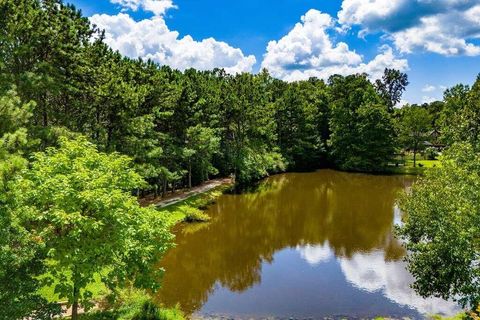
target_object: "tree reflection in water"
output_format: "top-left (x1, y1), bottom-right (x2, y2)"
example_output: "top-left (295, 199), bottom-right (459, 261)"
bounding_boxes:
top-left (154, 170), bottom-right (458, 318)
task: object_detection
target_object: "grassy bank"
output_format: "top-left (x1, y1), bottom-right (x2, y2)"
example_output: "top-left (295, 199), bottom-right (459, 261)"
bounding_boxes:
top-left (159, 183), bottom-right (233, 226)
top-left (386, 156), bottom-right (441, 175)
top-left (78, 288), bottom-right (184, 320)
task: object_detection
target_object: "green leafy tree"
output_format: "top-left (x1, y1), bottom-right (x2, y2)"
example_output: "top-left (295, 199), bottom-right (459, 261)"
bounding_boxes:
top-left (10, 136), bottom-right (173, 320)
top-left (0, 0), bottom-right (94, 138)
top-left (354, 103), bottom-right (396, 170)
top-left (398, 105), bottom-right (431, 167)
top-left (328, 74), bottom-right (395, 171)
top-left (222, 71), bottom-right (285, 184)
top-left (375, 68), bottom-right (409, 112)
top-left (440, 84), bottom-right (471, 146)
top-left (398, 143), bottom-right (480, 308)
top-left (185, 125), bottom-right (220, 188)
top-left (275, 79), bottom-right (329, 169)
top-left (440, 76), bottom-right (480, 150)
top-left (0, 89), bottom-right (61, 319)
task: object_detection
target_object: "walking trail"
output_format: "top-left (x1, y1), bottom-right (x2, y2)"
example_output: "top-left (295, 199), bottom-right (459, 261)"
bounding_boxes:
top-left (140, 177), bottom-right (233, 208)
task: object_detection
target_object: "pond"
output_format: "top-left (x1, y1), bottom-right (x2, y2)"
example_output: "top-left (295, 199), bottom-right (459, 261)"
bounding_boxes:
top-left (154, 170), bottom-right (459, 319)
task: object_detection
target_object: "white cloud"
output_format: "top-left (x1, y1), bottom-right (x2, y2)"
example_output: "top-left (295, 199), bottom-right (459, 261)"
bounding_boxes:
top-left (90, 13), bottom-right (256, 74)
top-left (338, 0), bottom-right (480, 56)
top-left (111, 0), bottom-right (176, 16)
top-left (340, 251), bottom-right (460, 316)
top-left (422, 84), bottom-right (436, 92)
top-left (261, 10), bottom-right (408, 82)
top-left (296, 243), bottom-right (333, 265)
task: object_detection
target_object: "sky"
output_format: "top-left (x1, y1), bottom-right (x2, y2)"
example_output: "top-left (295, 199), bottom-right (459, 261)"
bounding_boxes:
top-left (69, 0), bottom-right (480, 104)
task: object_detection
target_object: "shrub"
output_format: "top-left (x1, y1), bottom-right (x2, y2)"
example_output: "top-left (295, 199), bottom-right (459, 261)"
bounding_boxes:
top-left (132, 301), bottom-right (160, 320)
top-left (132, 301), bottom-right (184, 320)
top-left (425, 147), bottom-right (438, 160)
top-left (179, 205), bottom-right (211, 222)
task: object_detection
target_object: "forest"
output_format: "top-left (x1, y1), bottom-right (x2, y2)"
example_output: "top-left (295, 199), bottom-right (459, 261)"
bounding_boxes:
top-left (1, 0), bottom-right (480, 319)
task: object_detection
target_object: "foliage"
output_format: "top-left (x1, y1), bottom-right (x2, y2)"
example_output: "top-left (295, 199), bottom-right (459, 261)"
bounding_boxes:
top-left (0, 89), bottom-right (61, 320)
top-left (375, 68), bottom-right (409, 112)
top-left (274, 78), bottom-right (329, 169)
top-left (440, 76), bottom-right (480, 150)
top-left (398, 143), bottom-right (480, 308)
top-left (159, 183), bottom-right (232, 226)
top-left (425, 147), bottom-right (438, 160)
top-left (9, 136), bottom-right (173, 319)
top-left (179, 206), bottom-right (211, 223)
top-left (4, 0), bottom-right (475, 315)
top-left (78, 288), bottom-right (184, 320)
top-left (184, 125), bottom-right (220, 187)
top-left (328, 74), bottom-right (396, 171)
top-left (397, 105), bottom-right (432, 167)
top-left (130, 301), bottom-right (184, 320)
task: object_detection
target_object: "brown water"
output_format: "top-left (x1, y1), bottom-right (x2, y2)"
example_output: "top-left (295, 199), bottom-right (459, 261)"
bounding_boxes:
top-left (155, 170), bottom-right (459, 319)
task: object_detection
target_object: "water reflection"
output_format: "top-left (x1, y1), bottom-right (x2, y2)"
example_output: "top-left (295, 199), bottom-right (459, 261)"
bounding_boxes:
top-left (296, 243), bottom-right (333, 265)
top-left (339, 251), bottom-right (458, 316)
top-left (155, 170), bottom-right (459, 318)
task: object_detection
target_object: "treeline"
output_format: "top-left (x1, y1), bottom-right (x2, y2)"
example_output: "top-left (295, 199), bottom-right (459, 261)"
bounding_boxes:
top-left (3, 1), bottom-right (480, 195)
top-left (1, 0), bottom-right (413, 195)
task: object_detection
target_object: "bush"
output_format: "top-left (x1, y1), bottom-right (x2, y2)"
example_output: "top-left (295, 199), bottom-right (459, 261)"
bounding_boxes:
top-left (132, 302), bottom-right (184, 320)
top-left (425, 147), bottom-right (438, 160)
top-left (80, 289), bottom-right (184, 320)
top-left (132, 301), bottom-right (160, 320)
top-left (179, 205), bottom-right (211, 222)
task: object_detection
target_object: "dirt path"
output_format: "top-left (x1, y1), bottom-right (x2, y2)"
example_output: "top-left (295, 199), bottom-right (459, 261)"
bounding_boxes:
top-left (140, 178), bottom-right (233, 209)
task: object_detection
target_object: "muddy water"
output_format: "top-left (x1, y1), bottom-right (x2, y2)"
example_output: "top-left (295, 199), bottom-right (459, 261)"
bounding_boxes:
top-left (155, 170), bottom-right (459, 319)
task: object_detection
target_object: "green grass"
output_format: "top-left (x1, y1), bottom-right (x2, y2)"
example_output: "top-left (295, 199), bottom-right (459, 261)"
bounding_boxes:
top-left (429, 313), bottom-right (468, 320)
top-left (405, 159), bottom-right (441, 168)
top-left (158, 184), bottom-right (232, 226)
top-left (387, 154), bottom-right (442, 175)
top-left (373, 314), bottom-right (467, 320)
top-left (78, 288), bottom-right (184, 320)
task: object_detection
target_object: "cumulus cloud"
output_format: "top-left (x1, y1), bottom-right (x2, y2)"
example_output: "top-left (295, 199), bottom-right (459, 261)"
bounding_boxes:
top-left (339, 251), bottom-right (460, 316)
top-left (296, 243), bottom-right (333, 265)
top-left (338, 0), bottom-right (480, 56)
top-left (422, 84), bottom-right (436, 92)
top-left (90, 13), bottom-right (256, 73)
top-left (261, 9), bottom-right (408, 81)
top-left (111, 0), bottom-right (176, 16)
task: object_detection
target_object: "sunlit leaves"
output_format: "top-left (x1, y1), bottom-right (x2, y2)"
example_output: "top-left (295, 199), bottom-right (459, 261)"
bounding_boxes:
top-left (10, 136), bottom-right (173, 313)
top-left (399, 143), bottom-right (480, 308)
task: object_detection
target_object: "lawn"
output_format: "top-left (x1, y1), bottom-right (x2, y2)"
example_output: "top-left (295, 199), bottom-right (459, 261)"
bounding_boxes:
top-left (387, 152), bottom-right (442, 175)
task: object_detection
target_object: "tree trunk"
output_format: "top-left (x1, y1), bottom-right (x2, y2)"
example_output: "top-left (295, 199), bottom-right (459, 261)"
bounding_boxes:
top-left (162, 179), bottom-right (167, 198)
top-left (413, 148), bottom-right (417, 168)
top-left (42, 107), bottom-right (48, 127)
top-left (71, 285), bottom-right (79, 320)
top-left (188, 163), bottom-right (192, 189)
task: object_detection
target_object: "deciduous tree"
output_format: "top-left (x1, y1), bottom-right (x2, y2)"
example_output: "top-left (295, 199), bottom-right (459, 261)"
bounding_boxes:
top-left (10, 136), bottom-right (173, 320)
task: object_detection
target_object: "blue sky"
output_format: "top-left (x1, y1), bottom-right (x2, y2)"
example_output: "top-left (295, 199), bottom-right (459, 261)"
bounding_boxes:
top-left (70, 0), bottom-right (480, 104)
